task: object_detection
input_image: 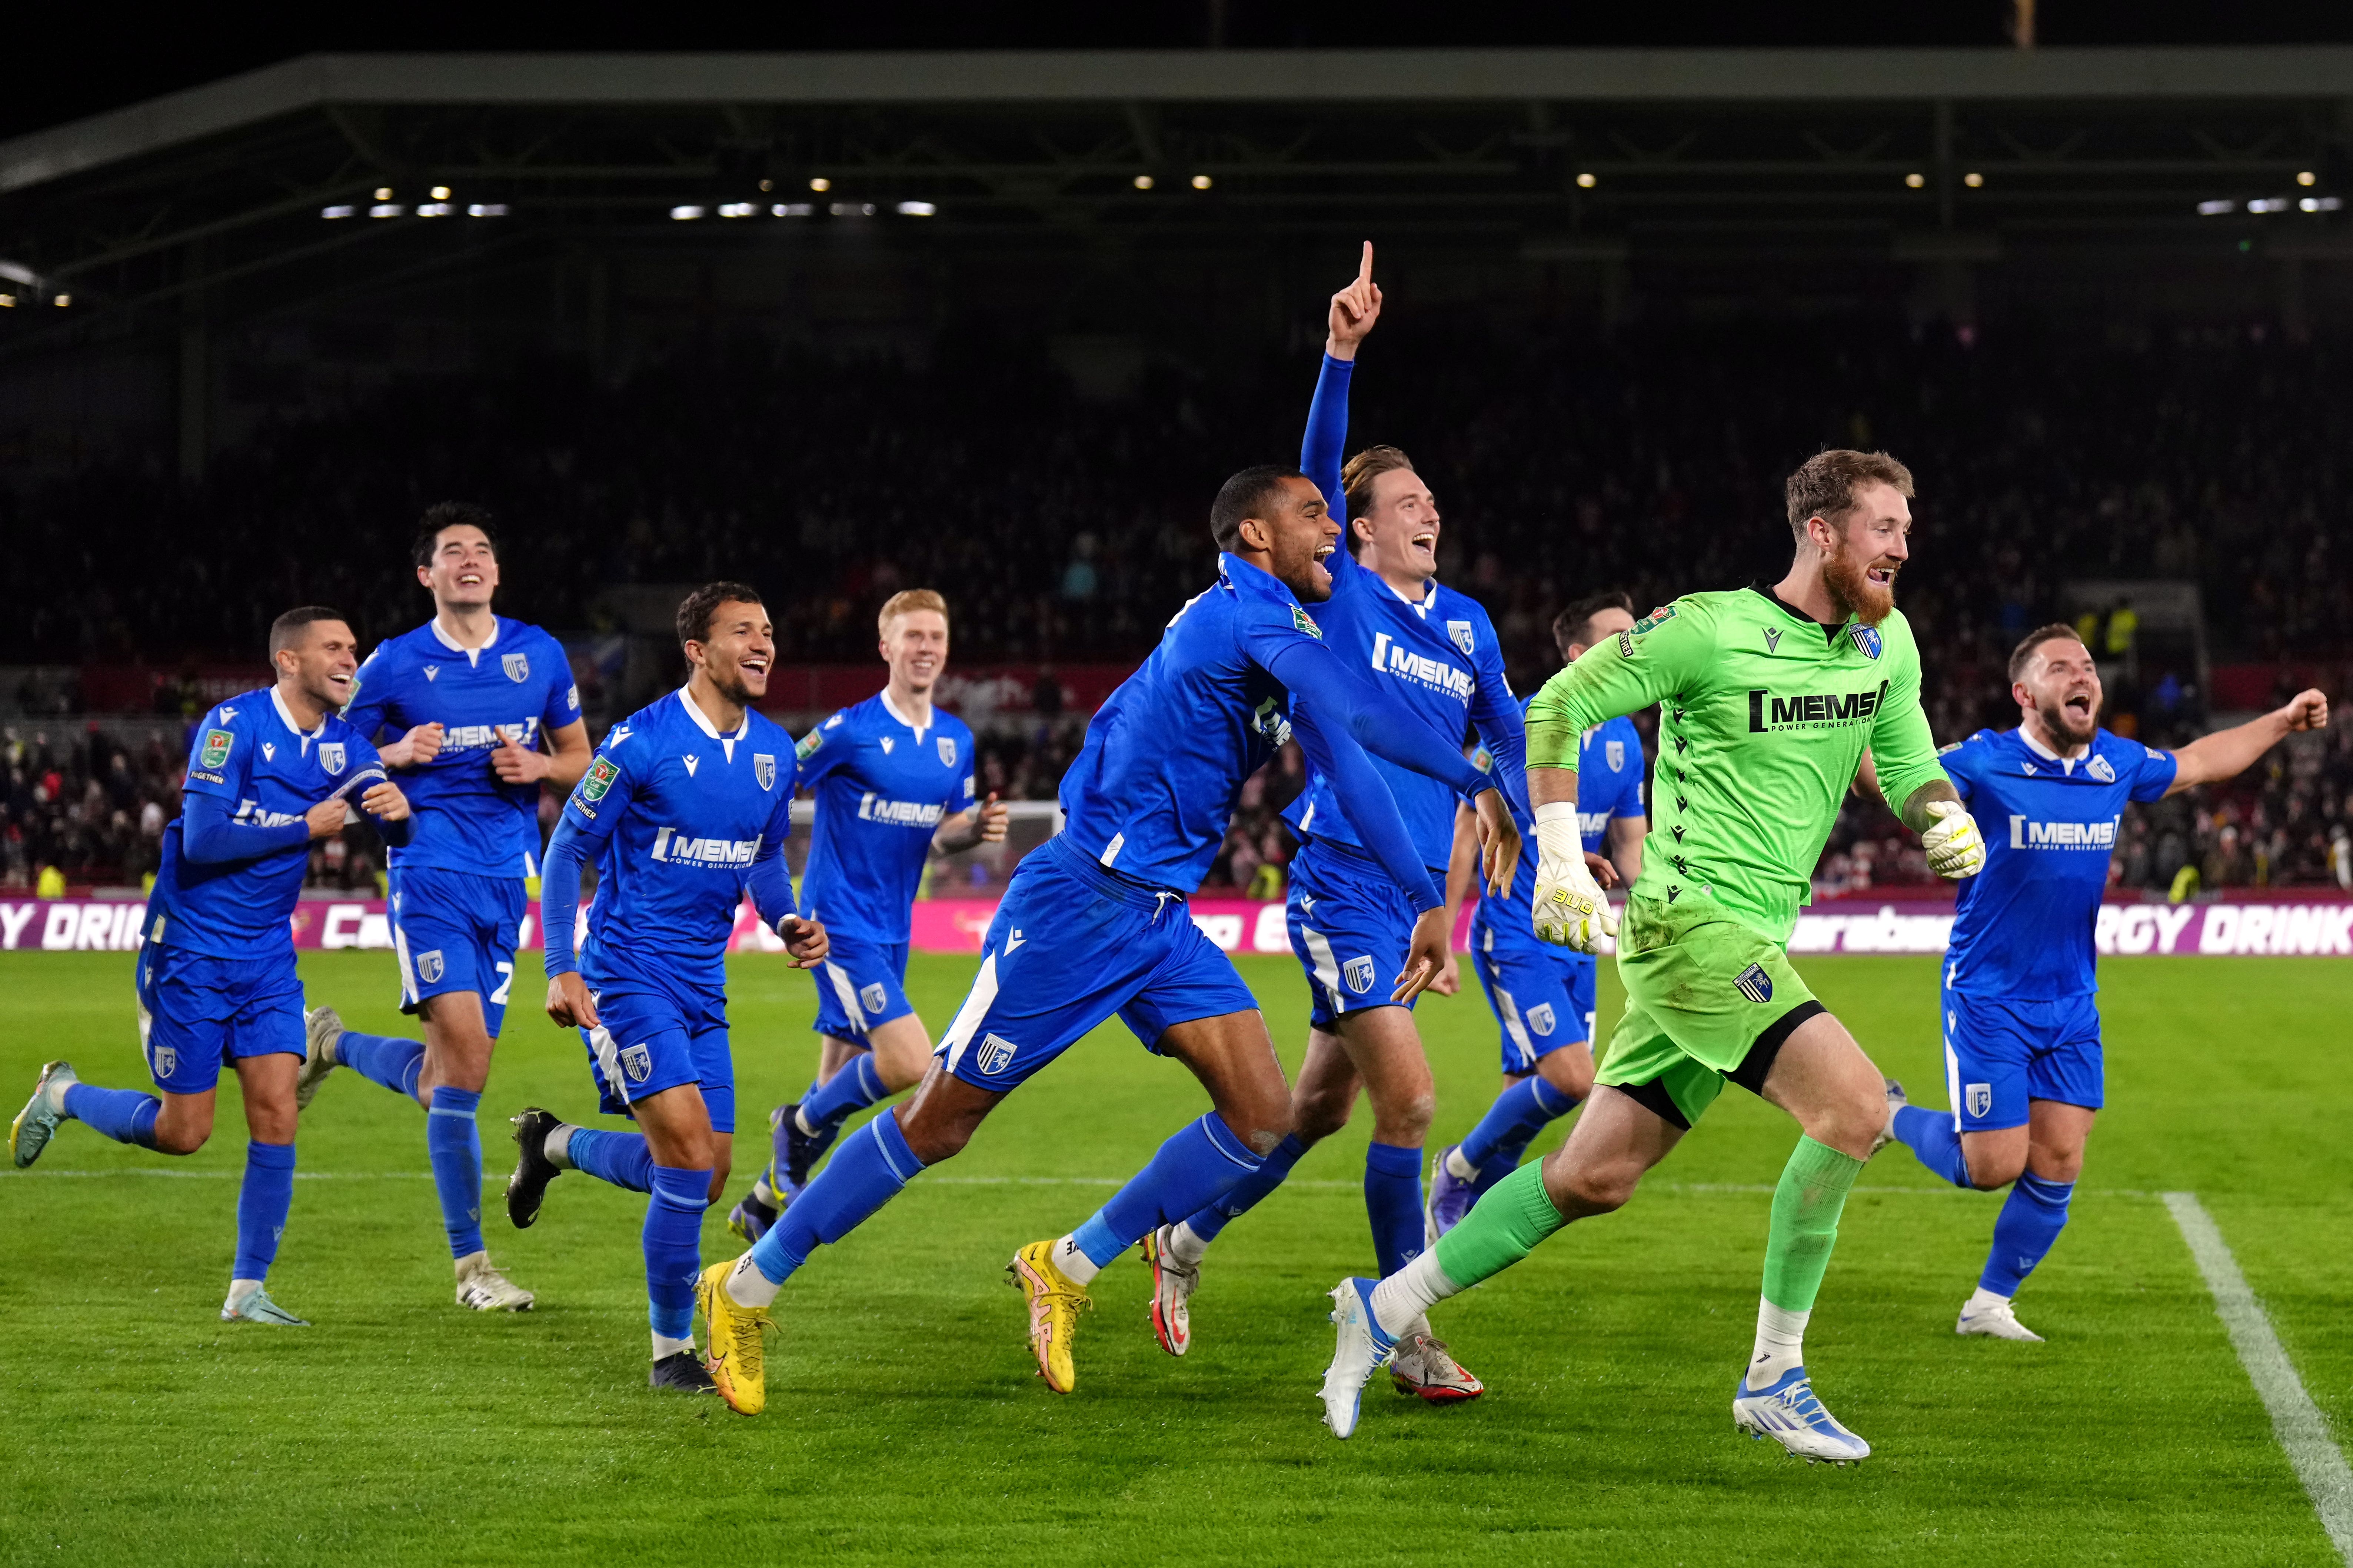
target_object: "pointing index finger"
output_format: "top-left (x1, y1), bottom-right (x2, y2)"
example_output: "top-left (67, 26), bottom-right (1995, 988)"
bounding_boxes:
top-left (1357, 240), bottom-right (1374, 286)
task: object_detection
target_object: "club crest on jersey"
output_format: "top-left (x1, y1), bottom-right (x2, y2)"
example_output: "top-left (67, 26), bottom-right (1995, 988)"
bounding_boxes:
top-left (416, 950), bottom-right (445, 985)
top-left (1289, 605), bottom-right (1323, 639)
top-left (938, 736), bottom-right (957, 767)
top-left (319, 742), bottom-right (346, 776)
top-left (755, 753), bottom-right (777, 791)
top-left (502, 651), bottom-right (529, 683)
top-left (1447, 620), bottom-right (1475, 656)
top-left (1343, 955), bottom-right (1376, 994)
top-left (200, 729), bottom-right (234, 768)
top-left (1846, 624), bottom-right (1883, 660)
top-left (1764, 627), bottom-right (1783, 654)
top-left (1734, 963), bottom-right (1774, 1004)
top-left (1606, 740), bottom-right (1625, 771)
top-left (619, 1045), bottom-right (652, 1084)
top-left (582, 757), bottom-right (619, 801)
top-left (861, 983), bottom-right (888, 1015)
top-left (1527, 1002), bottom-right (1557, 1037)
top-left (2088, 753), bottom-right (2116, 783)
top-left (974, 1032), bottom-right (1018, 1077)
top-left (151, 1044), bottom-right (177, 1079)
top-left (1966, 1082), bottom-right (1993, 1118)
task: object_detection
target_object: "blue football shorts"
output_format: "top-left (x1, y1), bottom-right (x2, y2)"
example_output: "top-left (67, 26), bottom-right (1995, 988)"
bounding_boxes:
top-left (135, 944), bottom-right (306, 1095)
top-left (811, 934), bottom-right (916, 1041)
top-left (1285, 839), bottom-right (1428, 1031)
top-left (1940, 974), bottom-right (2104, 1132)
top-left (390, 866), bottom-right (526, 1036)
top-left (1471, 915), bottom-right (1598, 1074)
top-left (935, 836), bottom-right (1260, 1094)
top-left (578, 961), bottom-right (735, 1134)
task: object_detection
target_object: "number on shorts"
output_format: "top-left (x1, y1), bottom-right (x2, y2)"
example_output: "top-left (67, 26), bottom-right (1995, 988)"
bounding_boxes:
top-left (491, 962), bottom-right (514, 1006)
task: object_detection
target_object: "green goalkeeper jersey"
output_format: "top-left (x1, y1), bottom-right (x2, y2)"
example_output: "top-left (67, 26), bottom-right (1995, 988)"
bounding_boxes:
top-left (1528, 586), bottom-right (1951, 944)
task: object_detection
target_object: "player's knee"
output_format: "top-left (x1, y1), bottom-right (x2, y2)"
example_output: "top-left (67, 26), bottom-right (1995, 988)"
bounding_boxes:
top-left (1542, 1050), bottom-right (1595, 1101)
top-left (1289, 1084), bottom-right (1352, 1144)
top-left (1371, 1087), bottom-right (1434, 1147)
top-left (1553, 1157), bottom-right (1635, 1215)
top-left (153, 1125), bottom-right (208, 1157)
top-left (705, 1163), bottom-right (732, 1205)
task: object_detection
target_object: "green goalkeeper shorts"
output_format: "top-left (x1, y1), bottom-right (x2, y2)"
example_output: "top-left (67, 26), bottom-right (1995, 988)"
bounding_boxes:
top-left (1596, 893), bottom-right (1825, 1129)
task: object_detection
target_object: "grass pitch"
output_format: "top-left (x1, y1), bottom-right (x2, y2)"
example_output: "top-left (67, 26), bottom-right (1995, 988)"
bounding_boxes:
top-left (1, 944), bottom-right (2345, 1567)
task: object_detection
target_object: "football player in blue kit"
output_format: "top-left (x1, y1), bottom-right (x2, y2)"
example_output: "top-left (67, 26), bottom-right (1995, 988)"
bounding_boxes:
top-left (11, 608), bottom-right (413, 1326)
top-left (694, 464), bottom-right (1521, 1416)
top-left (299, 504), bottom-right (591, 1313)
top-left (1424, 591), bottom-right (1648, 1238)
top-left (1141, 246), bottom-right (1532, 1404)
top-left (1885, 625), bottom-right (2327, 1340)
top-left (502, 583), bottom-right (829, 1392)
top-left (726, 587), bottom-right (1008, 1243)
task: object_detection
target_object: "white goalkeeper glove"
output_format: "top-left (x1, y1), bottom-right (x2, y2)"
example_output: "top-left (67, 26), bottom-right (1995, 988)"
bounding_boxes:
top-left (1531, 801), bottom-right (1617, 953)
top-left (1921, 799), bottom-right (1986, 879)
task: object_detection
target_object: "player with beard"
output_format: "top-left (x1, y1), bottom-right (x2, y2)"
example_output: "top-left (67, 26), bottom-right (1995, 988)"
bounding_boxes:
top-left (1318, 449), bottom-right (1990, 1460)
top-left (1883, 628), bottom-right (2325, 1340)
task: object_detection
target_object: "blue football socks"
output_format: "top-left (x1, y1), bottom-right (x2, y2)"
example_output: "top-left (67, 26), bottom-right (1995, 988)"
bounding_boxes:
top-left (1982, 1172), bottom-right (2074, 1296)
top-left (1460, 1075), bottom-right (1578, 1183)
top-left (1177, 1132), bottom-right (1304, 1245)
top-left (233, 1139), bottom-right (297, 1282)
top-left (749, 1111), bottom-right (926, 1285)
top-left (568, 1127), bottom-right (655, 1192)
top-left (1071, 1114), bottom-right (1266, 1269)
top-left (1363, 1140), bottom-right (1425, 1277)
top-left (1893, 1104), bottom-right (1977, 1188)
top-left (337, 1032), bottom-right (425, 1102)
top-left (61, 1081), bottom-right (160, 1149)
top-left (425, 1085), bottom-right (485, 1258)
top-left (802, 1054), bottom-right (888, 1133)
top-left (643, 1165), bottom-right (708, 1344)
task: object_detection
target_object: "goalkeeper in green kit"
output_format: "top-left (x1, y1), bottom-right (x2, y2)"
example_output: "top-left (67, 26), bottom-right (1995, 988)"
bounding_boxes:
top-left (1318, 450), bottom-right (1989, 1461)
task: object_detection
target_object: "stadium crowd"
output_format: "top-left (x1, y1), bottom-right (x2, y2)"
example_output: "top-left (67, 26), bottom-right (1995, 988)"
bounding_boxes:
top-left (4, 320), bottom-right (2349, 893)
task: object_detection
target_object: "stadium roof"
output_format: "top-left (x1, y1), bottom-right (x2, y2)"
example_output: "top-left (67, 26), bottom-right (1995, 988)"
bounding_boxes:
top-left (6, 47), bottom-right (2353, 351)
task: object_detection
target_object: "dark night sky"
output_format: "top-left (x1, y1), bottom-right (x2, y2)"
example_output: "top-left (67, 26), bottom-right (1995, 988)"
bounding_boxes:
top-left (13, 1), bottom-right (2353, 142)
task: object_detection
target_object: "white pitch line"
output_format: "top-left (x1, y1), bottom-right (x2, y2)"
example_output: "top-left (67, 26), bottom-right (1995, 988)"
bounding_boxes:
top-left (2165, 1191), bottom-right (2353, 1565)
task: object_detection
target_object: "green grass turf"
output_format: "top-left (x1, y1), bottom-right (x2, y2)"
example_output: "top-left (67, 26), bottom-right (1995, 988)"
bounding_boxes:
top-left (2, 947), bottom-right (2346, 1566)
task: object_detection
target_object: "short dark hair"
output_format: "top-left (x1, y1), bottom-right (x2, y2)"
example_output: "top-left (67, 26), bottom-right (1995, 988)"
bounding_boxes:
top-left (1552, 590), bottom-right (1634, 659)
top-left (1210, 465), bottom-right (1309, 553)
top-left (269, 605), bottom-right (349, 656)
top-left (1784, 449), bottom-right (1915, 541)
top-left (413, 501), bottom-right (500, 569)
top-left (676, 581), bottom-right (765, 647)
top-left (2008, 623), bottom-right (2087, 684)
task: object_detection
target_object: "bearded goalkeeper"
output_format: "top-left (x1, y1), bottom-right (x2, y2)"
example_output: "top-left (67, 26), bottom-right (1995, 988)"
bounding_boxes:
top-left (1317, 449), bottom-right (1987, 1461)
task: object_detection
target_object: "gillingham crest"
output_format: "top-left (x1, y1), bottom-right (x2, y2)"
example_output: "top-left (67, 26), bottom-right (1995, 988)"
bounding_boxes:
top-left (503, 651), bottom-right (530, 683)
top-left (1343, 954), bottom-right (1376, 994)
top-left (1735, 963), bottom-right (1774, 1004)
top-left (318, 742), bottom-right (346, 776)
top-left (974, 1033), bottom-right (1018, 1076)
top-left (416, 950), bottom-right (446, 985)
top-left (755, 753), bottom-right (777, 791)
top-left (620, 1045), bottom-right (653, 1083)
top-left (1526, 1002), bottom-right (1556, 1037)
top-left (1846, 624), bottom-right (1883, 660)
top-left (938, 736), bottom-right (958, 766)
top-left (1447, 619), bottom-right (1475, 656)
top-left (1606, 740), bottom-right (1625, 771)
top-left (861, 983), bottom-right (888, 1015)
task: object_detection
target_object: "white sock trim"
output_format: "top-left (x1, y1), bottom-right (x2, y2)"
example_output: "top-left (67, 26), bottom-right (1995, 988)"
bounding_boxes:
top-left (1445, 1147), bottom-right (1479, 1182)
top-left (726, 1252), bottom-right (781, 1310)
top-left (226, 1278), bottom-right (264, 1307)
top-left (1051, 1234), bottom-right (1101, 1287)
top-left (1166, 1221), bottom-right (1210, 1267)
top-left (651, 1332), bottom-right (696, 1360)
top-left (1369, 1252), bottom-right (1461, 1340)
top-left (543, 1123), bottom-right (576, 1169)
top-left (795, 1104), bottom-right (819, 1137)
top-left (1966, 1285), bottom-right (2013, 1312)
top-left (1746, 1296), bottom-right (1811, 1388)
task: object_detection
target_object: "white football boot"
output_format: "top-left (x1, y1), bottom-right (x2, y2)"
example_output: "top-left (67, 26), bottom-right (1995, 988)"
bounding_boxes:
top-left (1142, 1225), bottom-right (1199, 1356)
top-left (1733, 1366), bottom-right (1871, 1463)
top-left (1318, 1279), bottom-right (1396, 1439)
top-left (1389, 1331), bottom-right (1485, 1402)
top-left (454, 1251), bottom-right (535, 1311)
top-left (1868, 1077), bottom-right (1906, 1156)
top-left (1957, 1297), bottom-right (2044, 1341)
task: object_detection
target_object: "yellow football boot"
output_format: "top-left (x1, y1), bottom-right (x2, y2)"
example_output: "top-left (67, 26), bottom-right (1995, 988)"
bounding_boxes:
top-left (697, 1261), bottom-right (772, 1416)
top-left (1008, 1240), bottom-right (1091, 1394)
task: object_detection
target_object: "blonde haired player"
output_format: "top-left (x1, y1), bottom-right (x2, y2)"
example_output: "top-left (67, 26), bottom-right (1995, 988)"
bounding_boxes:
top-left (728, 590), bottom-right (1008, 1239)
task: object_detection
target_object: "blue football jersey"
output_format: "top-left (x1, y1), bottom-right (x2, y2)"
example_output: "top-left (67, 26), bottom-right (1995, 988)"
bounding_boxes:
top-left (1940, 727), bottom-right (2176, 999)
top-left (341, 616), bottom-right (581, 877)
top-left (556, 689), bottom-right (798, 995)
top-left (1283, 554), bottom-right (1525, 873)
top-left (795, 692), bottom-right (979, 945)
top-left (157, 686), bottom-right (389, 958)
top-left (1059, 553), bottom-right (1349, 895)
top-left (1474, 702), bottom-right (1647, 949)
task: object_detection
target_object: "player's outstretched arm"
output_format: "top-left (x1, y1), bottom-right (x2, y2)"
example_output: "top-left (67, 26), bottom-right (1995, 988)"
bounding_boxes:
top-left (2164, 688), bottom-right (2329, 795)
top-left (932, 793), bottom-right (1008, 854)
top-left (178, 792), bottom-right (314, 864)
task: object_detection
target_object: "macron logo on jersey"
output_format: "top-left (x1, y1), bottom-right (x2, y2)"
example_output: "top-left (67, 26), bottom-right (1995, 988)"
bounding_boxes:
top-left (1368, 632), bottom-right (1474, 702)
top-left (2008, 815), bottom-right (2120, 850)
top-left (650, 827), bottom-right (763, 865)
top-left (857, 793), bottom-right (946, 828)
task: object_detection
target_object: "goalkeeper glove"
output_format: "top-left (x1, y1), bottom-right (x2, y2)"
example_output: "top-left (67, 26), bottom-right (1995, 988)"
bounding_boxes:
top-left (1921, 799), bottom-right (1986, 879)
top-left (1531, 802), bottom-right (1617, 953)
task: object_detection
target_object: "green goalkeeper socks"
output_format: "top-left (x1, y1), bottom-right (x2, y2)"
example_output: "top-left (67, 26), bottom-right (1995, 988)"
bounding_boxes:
top-left (1760, 1135), bottom-right (1865, 1314)
top-left (1432, 1160), bottom-right (1570, 1287)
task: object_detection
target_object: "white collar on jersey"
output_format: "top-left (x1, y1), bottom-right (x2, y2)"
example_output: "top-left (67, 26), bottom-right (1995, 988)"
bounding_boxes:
top-left (429, 614), bottom-right (500, 666)
top-left (676, 683), bottom-right (750, 762)
top-left (879, 688), bottom-right (933, 743)
top-left (1379, 573), bottom-right (1435, 617)
top-left (269, 685), bottom-right (330, 752)
top-left (2016, 725), bottom-right (2090, 773)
